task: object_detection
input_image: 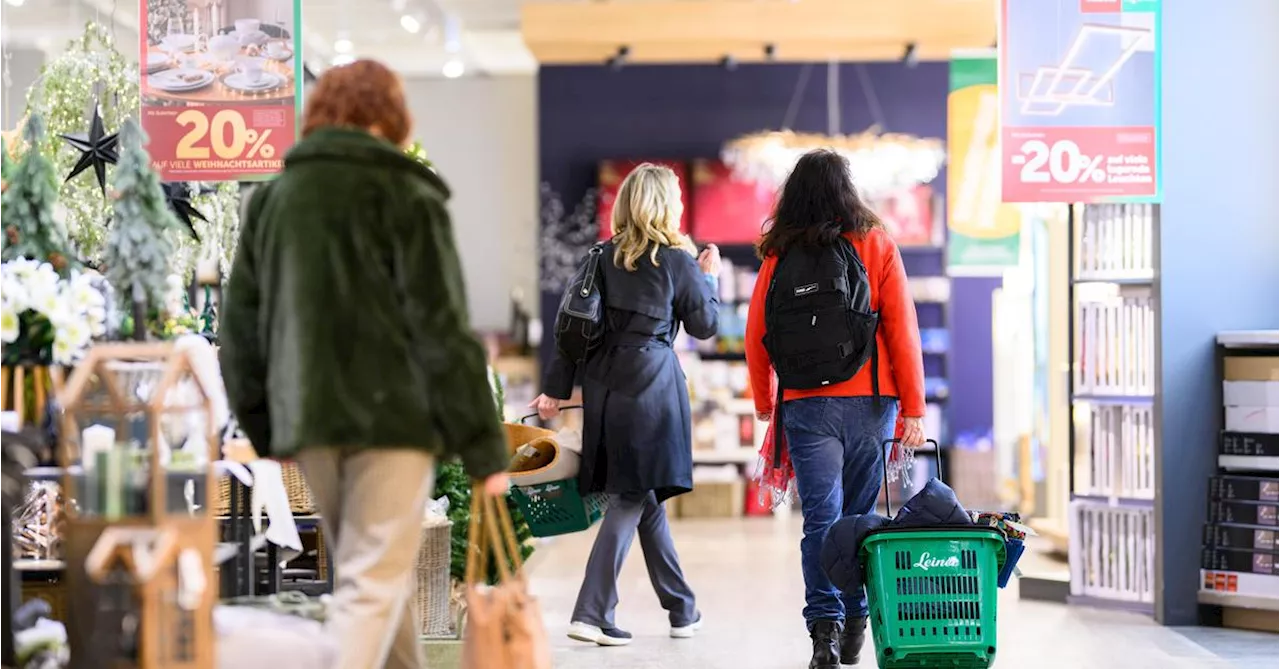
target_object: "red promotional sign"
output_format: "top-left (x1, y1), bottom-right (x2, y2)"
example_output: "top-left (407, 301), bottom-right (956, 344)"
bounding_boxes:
top-left (597, 159), bottom-right (689, 240)
top-left (689, 159), bottom-right (774, 245)
top-left (140, 1), bottom-right (302, 181)
top-left (1000, 0), bottom-right (1162, 202)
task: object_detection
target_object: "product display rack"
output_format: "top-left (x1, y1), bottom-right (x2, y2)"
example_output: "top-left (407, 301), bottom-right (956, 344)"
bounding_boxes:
top-left (1066, 203), bottom-right (1159, 611)
top-left (1198, 331), bottom-right (1279, 626)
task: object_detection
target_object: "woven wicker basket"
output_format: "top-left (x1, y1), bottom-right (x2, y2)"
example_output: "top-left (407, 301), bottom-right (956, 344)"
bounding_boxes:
top-left (215, 461), bottom-right (316, 516)
top-left (414, 521), bottom-right (454, 638)
top-left (504, 422), bottom-right (555, 455)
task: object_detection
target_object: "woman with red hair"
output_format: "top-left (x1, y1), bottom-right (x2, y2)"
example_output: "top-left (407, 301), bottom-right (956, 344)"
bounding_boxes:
top-left (221, 60), bottom-right (509, 669)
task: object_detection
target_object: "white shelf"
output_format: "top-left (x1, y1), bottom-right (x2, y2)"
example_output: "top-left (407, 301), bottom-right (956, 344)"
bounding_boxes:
top-left (1198, 589), bottom-right (1280, 611)
top-left (1218, 455), bottom-right (1280, 472)
top-left (692, 447), bottom-right (758, 464)
top-left (1217, 331), bottom-right (1280, 348)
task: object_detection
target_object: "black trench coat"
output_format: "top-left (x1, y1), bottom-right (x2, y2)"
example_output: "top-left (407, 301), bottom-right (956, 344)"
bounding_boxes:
top-left (545, 243), bottom-right (719, 501)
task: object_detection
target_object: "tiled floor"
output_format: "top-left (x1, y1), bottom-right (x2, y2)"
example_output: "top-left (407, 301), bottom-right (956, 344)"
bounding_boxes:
top-left (526, 516), bottom-right (1278, 669)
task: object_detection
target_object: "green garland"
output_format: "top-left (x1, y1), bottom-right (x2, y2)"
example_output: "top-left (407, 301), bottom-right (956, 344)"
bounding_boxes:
top-left (435, 367), bottom-right (534, 583)
top-left (23, 23), bottom-right (139, 262)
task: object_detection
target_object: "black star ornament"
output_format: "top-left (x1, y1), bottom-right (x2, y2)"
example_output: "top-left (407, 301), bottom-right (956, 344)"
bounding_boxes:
top-left (161, 182), bottom-right (206, 241)
top-left (60, 104), bottom-right (120, 195)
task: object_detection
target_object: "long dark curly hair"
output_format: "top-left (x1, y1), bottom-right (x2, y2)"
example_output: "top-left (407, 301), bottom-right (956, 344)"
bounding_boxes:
top-left (757, 149), bottom-right (882, 259)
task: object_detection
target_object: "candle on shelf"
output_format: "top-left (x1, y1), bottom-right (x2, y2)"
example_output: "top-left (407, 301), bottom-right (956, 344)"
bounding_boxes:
top-left (196, 253), bottom-right (220, 285)
top-left (82, 424), bottom-right (116, 471)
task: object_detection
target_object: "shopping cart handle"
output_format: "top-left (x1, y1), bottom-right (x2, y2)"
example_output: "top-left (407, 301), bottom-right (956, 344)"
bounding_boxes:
top-left (518, 405), bottom-right (583, 424)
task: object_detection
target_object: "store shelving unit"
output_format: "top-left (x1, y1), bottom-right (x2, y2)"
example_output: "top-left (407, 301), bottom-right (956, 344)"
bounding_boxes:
top-left (1066, 203), bottom-right (1159, 611)
top-left (1198, 331), bottom-right (1279, 628)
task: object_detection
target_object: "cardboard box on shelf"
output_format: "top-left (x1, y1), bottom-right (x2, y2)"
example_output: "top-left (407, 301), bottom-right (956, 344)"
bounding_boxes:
top-left (1210, 475), bottom-right (1280, 503)
top-left (1203, 523), bottom-right (1279, 552)
top-left (1220, 432), bottom-right (1279, 457)
top-left (1224, 357), bottom-right (1280, 382)
top-left (674, 479), bottom-right (745, 519)
top-left (1226, 407), bottom-right (1280, 434)
top-left (1201, 547), bottom-right (1279, 576)
top-left (1208, 499), bottom-right (1279, 527)
top-left (1224, 381), bottom-right (1280, 407)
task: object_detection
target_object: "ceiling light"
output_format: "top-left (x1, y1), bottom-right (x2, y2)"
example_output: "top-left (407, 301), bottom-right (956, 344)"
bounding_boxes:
top-left (334, 37), bottom-right (353, 53)
top-left (400, 14), bottom-right (421, 34)
top-left (5, 0), bottom-right (26, 7)
top-left (443, 14), bottom-right (462, 53)
top-left (442, 58), bottom-right (465, 79)
top-left (331, 53), bottom-right (356, 66)
top-left (902, 42), bottom-right (919, 68)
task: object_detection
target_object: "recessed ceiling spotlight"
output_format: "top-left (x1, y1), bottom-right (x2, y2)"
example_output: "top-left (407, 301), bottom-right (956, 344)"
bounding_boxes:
top-left (902, 42), bottom-right (919, 68)
top-left (442, 58), bottom-right (465, 78)
top-left (400, 14), bottom-right (421, 34)
top-left (334, 37), bottom-right (354, 53)
top-left (331, 53), bottom-right (356, 66)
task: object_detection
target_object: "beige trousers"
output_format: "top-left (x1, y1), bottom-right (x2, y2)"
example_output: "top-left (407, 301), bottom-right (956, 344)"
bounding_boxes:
top-left (296, 448), bottom-right (436, 669)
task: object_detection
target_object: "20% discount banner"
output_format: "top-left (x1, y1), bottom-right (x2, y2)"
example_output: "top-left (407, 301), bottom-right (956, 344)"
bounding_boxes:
top-left (146, 105), bottom-right (293, 181)
top-left (1003, 127), bottom-right (1156, 201)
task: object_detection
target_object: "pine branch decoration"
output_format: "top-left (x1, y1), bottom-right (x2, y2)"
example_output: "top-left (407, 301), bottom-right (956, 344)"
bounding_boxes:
top-left (1, 114), bottom-right (73, 270)
top-left (101, 119), bottom-right (181, 332)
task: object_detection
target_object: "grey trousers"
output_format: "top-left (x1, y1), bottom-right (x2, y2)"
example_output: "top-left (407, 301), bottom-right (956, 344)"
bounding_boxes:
top-left (571, 491), bottom-right (698, 628)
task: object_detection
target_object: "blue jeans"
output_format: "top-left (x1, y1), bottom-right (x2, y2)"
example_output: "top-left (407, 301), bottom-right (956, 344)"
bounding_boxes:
top-left (782, 396), bottom-right (897, 628)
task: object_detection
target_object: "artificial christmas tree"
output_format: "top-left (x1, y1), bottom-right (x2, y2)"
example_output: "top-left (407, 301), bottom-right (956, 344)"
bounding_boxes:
top-left (101, 120), bottom-right (181, 340)
top-left (1, 114), bottom-right (73, 270)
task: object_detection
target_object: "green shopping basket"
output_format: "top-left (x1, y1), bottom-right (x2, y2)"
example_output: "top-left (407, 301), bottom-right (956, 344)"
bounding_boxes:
top-left (860, 440), bottom-right (1007, 668)
top-left (508, 408), bottom-right (609, 537)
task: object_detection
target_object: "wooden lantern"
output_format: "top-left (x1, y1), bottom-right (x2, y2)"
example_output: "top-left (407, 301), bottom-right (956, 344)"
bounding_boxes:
top-left (1, 364), bottom-right (65, 429)
top-left (56, 343), bottom-right (218, 669)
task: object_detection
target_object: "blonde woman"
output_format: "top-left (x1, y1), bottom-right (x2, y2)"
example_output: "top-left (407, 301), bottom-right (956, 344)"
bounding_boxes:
top-left (530, 164), bottom-right (720, 646)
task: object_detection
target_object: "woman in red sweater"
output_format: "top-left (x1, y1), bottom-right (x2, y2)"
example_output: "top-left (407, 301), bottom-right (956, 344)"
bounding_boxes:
top-left (745, 150), bottom-right (926, 668)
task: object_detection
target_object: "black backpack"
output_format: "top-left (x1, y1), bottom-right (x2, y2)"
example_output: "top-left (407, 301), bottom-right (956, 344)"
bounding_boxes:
top-left (763, 236), bottom-right (880, 399)
top-left (554, 243), bottom-right (607, 364)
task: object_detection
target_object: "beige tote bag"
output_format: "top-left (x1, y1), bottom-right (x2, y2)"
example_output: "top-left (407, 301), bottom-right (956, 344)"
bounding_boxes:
top-left (461, 487), bottom-right (551, 669)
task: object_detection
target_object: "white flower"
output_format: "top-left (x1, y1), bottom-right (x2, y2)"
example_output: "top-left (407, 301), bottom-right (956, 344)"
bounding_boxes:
top-left (0, 305), bottom-right (18, 344)
top-left (1, 279), bottom-right (28, 314)
top-left (51, 335), bottom-right (77, 365)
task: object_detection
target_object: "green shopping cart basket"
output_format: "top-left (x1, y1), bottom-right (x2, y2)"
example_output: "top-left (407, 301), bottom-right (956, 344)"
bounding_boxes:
top-left (508, 408), bottom-right (609, 537)
top-left (860, 440), bottom-right (1007, 668)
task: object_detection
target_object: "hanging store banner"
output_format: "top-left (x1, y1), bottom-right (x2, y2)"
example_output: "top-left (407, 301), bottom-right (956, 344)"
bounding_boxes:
top-left (140, 0), bottom-right (303, 181)
top-left (948, 51), bottom-right (1022, 274)
top-left (1000, 0), bottom-right (1161, 203)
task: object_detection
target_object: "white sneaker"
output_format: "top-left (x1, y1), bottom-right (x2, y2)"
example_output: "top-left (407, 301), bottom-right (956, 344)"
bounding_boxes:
top-left (670, 613), bottom-right (703, 639)
top-left (567, 621), bottom-right (634, 646)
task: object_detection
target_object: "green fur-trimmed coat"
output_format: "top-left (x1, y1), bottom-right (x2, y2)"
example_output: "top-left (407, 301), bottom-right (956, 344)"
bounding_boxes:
top-left (219, 128), bottom-right (508, 479)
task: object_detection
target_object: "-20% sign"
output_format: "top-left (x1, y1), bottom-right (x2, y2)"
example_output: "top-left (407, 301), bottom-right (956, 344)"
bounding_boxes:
top-left (175, 109), bottom-right (275, 160)
top-left (1012, 139), bottom-right (1106, 185)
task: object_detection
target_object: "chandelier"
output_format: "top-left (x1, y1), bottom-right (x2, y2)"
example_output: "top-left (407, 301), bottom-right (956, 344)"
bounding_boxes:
top-left (721, 63), bottom-right (946, 199)
top-left (722, 128), bottom-right (944, 199)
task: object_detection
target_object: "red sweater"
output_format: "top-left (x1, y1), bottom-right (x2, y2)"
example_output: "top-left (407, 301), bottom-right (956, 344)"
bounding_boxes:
top-left (745, 228), bottom-right (927, 418)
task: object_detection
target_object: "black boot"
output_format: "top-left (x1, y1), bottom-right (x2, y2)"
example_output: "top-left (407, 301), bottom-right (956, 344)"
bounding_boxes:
top-left (840, 616), bottom-right (868, 665)
top-left (809, 619), bottom-right (843, 669)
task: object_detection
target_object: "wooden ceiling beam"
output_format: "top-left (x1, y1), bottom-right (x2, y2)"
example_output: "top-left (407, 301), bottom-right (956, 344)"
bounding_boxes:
top-left (521, 0), bottom-right (996, 65)
top-left (530, 40), bottom-right (964, 66)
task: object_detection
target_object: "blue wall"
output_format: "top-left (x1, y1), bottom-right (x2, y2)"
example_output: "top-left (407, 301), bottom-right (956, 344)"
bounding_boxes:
top-left (538, 62), bottom-right (998, 442)
top-left (1156, 0), bottom-right (1279, 625)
